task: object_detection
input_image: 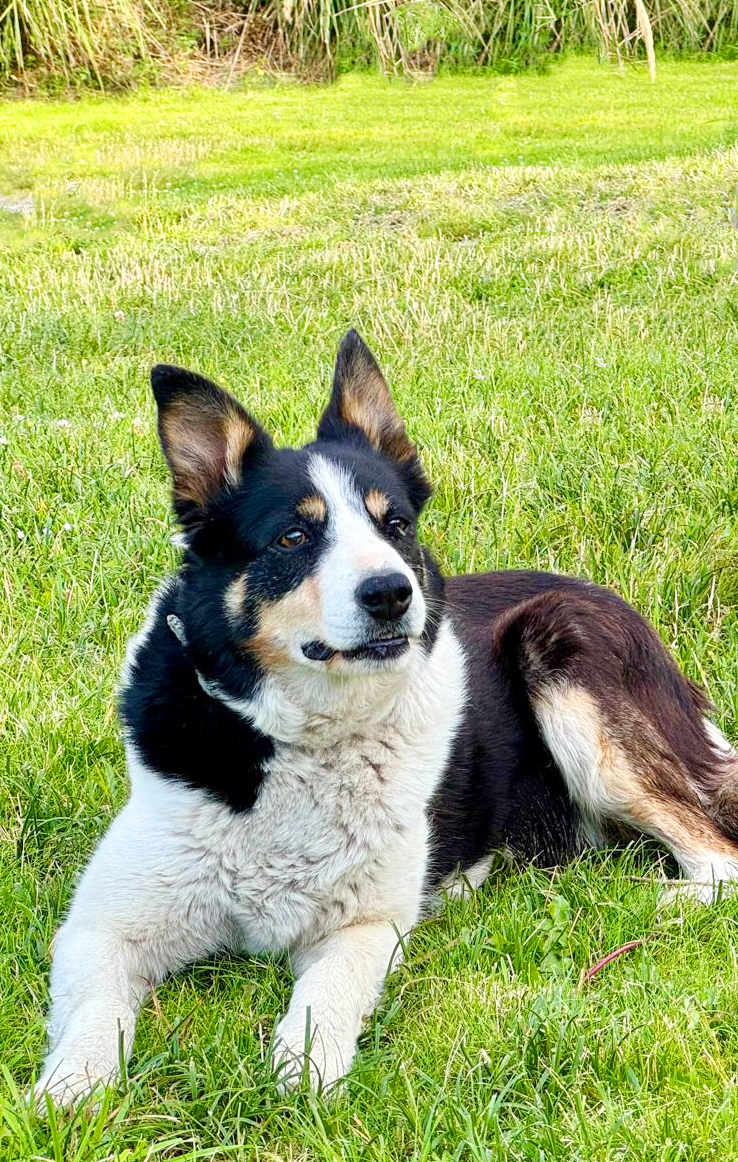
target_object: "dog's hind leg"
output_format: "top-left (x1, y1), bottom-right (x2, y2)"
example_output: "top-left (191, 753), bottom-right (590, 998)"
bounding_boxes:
top-left (494, 587), bottom-right (738, 902)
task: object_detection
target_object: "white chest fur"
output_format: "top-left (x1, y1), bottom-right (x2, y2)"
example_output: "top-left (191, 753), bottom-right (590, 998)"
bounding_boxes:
top-left (112, 620), bottom-right (468, 958)
top-left (39, 623), bottom-right (469, 1105)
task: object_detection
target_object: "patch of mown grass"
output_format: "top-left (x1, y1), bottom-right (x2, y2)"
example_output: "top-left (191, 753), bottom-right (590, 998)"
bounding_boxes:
top-left (2, 57), bottom-right (738, 1161)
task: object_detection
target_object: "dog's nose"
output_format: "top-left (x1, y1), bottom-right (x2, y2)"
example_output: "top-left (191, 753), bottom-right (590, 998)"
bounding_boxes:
top-left (357, 572), bottom-right (413, 621)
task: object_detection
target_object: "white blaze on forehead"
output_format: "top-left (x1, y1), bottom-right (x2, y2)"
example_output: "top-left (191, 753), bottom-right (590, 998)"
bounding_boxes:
top-left (307, 454), bottom-right (361, 520)
top-left (307, 453), bottom-right (426, 648)
top-left (308, 454), bottom-right (391, 565)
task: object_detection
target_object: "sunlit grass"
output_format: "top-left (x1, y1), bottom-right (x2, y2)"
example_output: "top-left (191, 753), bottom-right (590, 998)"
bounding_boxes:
top-left (2, 58), bottom-right (738, 1160)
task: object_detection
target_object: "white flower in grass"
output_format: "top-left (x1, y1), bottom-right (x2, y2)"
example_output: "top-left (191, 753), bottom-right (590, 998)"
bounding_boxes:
top-left (16, 529), bottom-right (25, 540)
top-left (581, 406), bottom-right (603, 427)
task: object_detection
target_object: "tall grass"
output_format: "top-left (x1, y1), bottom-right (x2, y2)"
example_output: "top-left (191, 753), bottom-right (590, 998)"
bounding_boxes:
top-left (0, 0), bottom-right (169, 89)
top-left (1, 0), bottom-right (738, 91)
top-left (362, 0), bottom-right (738, 75)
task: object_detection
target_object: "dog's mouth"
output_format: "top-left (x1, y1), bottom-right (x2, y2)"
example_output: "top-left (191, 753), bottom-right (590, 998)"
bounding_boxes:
top-left (302, 637), bottom-right (409, 663)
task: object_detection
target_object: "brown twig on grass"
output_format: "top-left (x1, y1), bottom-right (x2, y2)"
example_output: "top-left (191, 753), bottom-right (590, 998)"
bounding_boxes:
top-left (581, 937), bottom-right (653, 986)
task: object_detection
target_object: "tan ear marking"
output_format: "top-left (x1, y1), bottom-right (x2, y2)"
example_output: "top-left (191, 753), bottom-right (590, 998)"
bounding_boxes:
top-left (223, 411), bottom-right (256, 486)
top-left (340, 377), bottom-right (415, 464)
top-left (160, 394), bottom-right (256, 508)
top-left (331, 332), bottom-right (417, 464)
top-left (224, 573), bottom-right (248, 624)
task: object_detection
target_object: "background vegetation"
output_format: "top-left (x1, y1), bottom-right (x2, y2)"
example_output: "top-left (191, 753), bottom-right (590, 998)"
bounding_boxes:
top-left (1, 0), bottom-right (738, 92)
top-left (2, 56), bottom-right (738, 1160)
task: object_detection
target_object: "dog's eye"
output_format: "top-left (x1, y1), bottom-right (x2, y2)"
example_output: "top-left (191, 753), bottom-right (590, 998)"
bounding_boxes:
top-left (387, 516), bottom-right (411, 535)
top-left (277, 528), bottom-right (308, 550)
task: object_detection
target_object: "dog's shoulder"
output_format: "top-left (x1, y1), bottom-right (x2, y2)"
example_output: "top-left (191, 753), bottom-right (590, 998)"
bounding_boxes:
top-left (119, 579), bottom-right (274, 812)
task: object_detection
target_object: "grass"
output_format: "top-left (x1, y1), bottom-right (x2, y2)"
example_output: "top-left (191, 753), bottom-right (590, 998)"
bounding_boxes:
top-left (2, 55), bottom-right (738, 1160)
top-left (0, 0), bottom-right (170, 91)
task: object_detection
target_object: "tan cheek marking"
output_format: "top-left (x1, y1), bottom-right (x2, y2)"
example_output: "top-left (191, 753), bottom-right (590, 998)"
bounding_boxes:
top-left (365, 488), bottom-right (390, 522)
top-left (224, 573), bottom-right (248, 624)
top-left (248, 576), bottom-right (322, 671)
top-left (296, 494), bottom-right (327, 522)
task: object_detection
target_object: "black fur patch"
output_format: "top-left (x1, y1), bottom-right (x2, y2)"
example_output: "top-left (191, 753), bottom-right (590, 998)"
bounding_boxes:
top-left (427, 573), bottom-right (586, 884)
top-left (119, 583), bottom-right (274, 812)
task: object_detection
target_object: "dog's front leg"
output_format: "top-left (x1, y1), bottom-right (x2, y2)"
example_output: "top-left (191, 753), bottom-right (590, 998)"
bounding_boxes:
top-left (37, 907), bottom-right (223, 1108)
top-left (34, 804), bottom-right (226, 1108)
top-left (273, 920), bottom-right (405, 1091)
top-left (35, 918), bottom-right (156, 1107)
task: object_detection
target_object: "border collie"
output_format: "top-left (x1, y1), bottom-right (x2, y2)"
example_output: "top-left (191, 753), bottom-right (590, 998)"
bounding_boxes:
top-left (36, 331), bottom-right (738, 1105)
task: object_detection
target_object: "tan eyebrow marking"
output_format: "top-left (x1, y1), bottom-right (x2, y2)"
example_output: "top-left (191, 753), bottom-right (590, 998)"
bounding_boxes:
top-left (296, 494), bottom-right (327, 522)
top-left (224, 573), bottom-right (248, 624)
top-left (365, 488), bottom-right (391, 522)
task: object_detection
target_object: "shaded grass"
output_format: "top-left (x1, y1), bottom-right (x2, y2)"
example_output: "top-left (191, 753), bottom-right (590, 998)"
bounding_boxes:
top-left (2, 57), bottom-right (738, 1160)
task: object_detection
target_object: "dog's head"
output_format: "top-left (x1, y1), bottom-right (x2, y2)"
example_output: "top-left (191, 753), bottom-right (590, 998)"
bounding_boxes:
top-left (152, 331), bottom-right (443, 712)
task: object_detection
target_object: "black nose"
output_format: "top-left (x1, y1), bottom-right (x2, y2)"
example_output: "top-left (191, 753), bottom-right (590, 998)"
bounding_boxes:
top-left (357, 571), bottom-right (413, 622)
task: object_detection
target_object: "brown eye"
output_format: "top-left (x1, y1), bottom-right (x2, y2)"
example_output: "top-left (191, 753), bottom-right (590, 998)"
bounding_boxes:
top-left (387, 516), bottom-right (410, 535)
top-left (277, 528), bottom-right (308, 549)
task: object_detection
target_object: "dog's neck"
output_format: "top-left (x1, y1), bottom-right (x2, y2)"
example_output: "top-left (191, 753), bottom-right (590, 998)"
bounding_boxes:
top-left (245, 653), bottom-right (425, 746)
top-left (166, 610), bottom-right (432, 747)
top-left (165, 608), bottom-right (460, 743)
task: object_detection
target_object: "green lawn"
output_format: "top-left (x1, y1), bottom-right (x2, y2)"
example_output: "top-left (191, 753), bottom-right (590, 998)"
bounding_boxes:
top-left (3, 56), bottom-right (738, 1160)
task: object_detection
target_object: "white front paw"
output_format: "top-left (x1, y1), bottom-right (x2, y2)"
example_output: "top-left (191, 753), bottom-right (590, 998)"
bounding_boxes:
top-left (33, 1052), bottom-right (116, 1109)
top-left (272, 1011), bottom-right (356, 1092)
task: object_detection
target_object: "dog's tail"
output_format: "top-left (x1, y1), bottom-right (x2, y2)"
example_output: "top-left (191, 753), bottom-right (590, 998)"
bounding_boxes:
top-left (492, 586), bottom-right (738, 892)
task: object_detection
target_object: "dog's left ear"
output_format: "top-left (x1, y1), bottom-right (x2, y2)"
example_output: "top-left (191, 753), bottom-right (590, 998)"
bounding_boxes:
top-left (318, 330), bottom-right (413, 462)
top-left (151, 364), bottom-right (273, 529)
top-left (317, 330), bottom-right (431, 507)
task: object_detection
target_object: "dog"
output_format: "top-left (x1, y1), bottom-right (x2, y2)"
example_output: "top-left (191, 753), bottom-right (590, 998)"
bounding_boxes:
top-left (36, 330), bottom-right (738, 1105)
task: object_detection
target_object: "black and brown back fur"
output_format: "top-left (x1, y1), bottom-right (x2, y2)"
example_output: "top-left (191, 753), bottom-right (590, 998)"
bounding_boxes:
top-left (428, 568), bottom-right (738, 895)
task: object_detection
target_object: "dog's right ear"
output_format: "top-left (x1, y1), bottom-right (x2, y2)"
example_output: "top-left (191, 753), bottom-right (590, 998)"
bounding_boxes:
top-left (151, 364), bottom-right (272, 528)
top-left (317, 331), bottom-right (432, 511)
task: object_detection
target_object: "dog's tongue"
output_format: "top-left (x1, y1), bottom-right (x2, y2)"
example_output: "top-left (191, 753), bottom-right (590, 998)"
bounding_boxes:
top-left (302, 640), bottom-right (337, 662)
